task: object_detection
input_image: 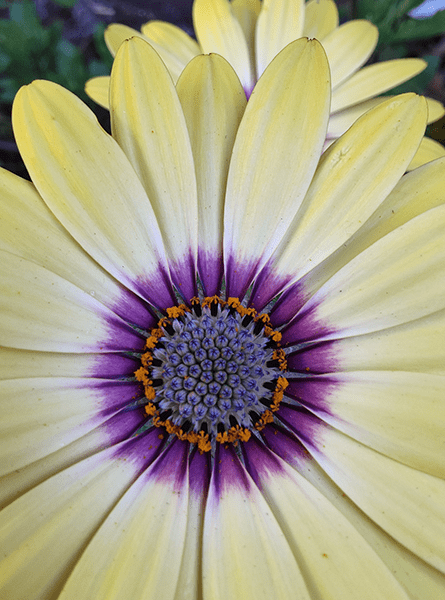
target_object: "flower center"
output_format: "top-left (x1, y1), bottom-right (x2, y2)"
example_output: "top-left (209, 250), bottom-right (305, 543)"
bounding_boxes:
top-left (135, 296), bottom-right (288, 452)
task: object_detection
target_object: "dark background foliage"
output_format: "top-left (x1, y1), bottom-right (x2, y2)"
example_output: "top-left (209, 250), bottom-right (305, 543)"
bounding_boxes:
top-left (0, 0), bottom-right (444, 178)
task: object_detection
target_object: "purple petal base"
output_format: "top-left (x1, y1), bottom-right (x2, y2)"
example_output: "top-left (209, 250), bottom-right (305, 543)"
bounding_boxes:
top-left (274, 402), bottom-right (323, 450)
top-left (261, 424), bottom-right (312, 469)
top-left (95, 379), bottom-right (143, 417)
top-left (169, 251), bottom-right (198, 303)
top-left (224, 255), bottom-right (261, 301)
top-left (133, 262), bottom-right (177, 310)
top-left (89, 353), bottom-right (141, 379)
top-left (112, 426), bottom-right (166, 472)
top-left (241, 434), bottom-right (285, 488)
top-left (280, 304), bottom-right (336, 347)
top-left (212, 443), bottom-right (252, 498)
top-left (286, 377), bottom-right (338, 417)
top-left (111, 284), bottom-right (157, 330)
top-left (189, 446), bottom-right (211, 498)
top-left (287, 340), bottom-right (340, 374)
top-left (248, 263), bottom-right (291, 312)
top-left (146, 437), bottom-right (189, 491)
top-left (269, 281), bottom-right (312, 327)
top-left (102, 313), bottom-right (146, 352)
top-left (198, 249), bottom-right (223, 297)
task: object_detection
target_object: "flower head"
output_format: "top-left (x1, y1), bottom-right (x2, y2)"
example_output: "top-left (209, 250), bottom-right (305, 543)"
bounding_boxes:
top-left (1, 35), bottom-right (445, 600)
top-left (86, 0), bottom-right (445, 169)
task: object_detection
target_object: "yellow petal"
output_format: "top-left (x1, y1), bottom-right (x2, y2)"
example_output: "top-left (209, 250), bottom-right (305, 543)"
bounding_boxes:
top-left (322, 20), bottom-right (378, 88)
top-left (104, 23), bottom-right (146, 56)
top-left (140, 20), bottom-right (200, 82)
top-left (177, 54), bottom-right (246, 296)
top-left (255, 0), bottom-right (304, 78)
top-left (110, 37), bottom-right (198, 298)
top-left (224, 38), bottom-right (330, 297)
top-left (231, 0), bottom-right (261, 58)
top-left (84, 75), bottom-right (110, 109)
top-left (13, 80), bottom-right (175, 308)
top-left (303, 0), bottom-right (339, 39)
top-left (193, 0), bottom-right (254, 92)
top-left (331, 58), bottom-right (427, 112)
top-left (407, 136), bottom-right (445, 171)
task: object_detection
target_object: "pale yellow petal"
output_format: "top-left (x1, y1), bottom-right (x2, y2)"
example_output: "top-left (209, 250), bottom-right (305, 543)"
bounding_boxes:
top-left (322, 20), bottom-right (378, 88)
top-left (267, 94), bottom-right (427, 288)
top-left (193, 0), bottom-right (254, 92)
top-left (140, 21), bottom-right (200, 82)
top-left (224, 38), bottom-right (330, 297)
top-left (84, 75), bottom-right (110, 109)
top-left (303, 0), bottom-right (339, 39)
top-left (407, 136), bottom-right (445, 171)
top-left (104, 23), bottom-right (146, 56)
top-left (177, 54), bottom-right (246, 295)
top-left (12, 80), bottom-right (175, 308)
top-left (255, 0), bottom-right (305, 77)
top-left (331, 58), bottom-right (427, 112)
top-left (110, 37), bottom-right (197, 297)
top-left (231, 0), bottom-right (261, 58)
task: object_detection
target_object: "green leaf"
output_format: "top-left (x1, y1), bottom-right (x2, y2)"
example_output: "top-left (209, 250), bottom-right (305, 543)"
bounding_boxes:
top-left (394, 11), bottom-right (445, 41)
top-left (52, 0), bottom-right (78, 6)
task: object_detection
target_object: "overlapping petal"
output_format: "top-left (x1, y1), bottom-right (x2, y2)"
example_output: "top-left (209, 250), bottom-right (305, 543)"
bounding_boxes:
top-left (302, 0), bottom-right (339, 39)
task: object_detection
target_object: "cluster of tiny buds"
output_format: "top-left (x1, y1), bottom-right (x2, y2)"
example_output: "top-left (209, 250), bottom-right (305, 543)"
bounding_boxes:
top-left (135, 296), bottom-right (288, 453)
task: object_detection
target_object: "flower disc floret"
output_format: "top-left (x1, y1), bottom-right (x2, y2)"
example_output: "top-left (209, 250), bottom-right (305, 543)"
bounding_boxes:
top-left (135, 297), bottom-right (288, 452)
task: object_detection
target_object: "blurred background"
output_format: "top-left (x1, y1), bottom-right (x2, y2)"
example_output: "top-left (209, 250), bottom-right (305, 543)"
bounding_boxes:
top-left (0, 0), bottom-right (444, 178)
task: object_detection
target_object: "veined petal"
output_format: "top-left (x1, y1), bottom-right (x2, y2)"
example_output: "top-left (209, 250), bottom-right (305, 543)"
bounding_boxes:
top-left (282, 204), bottom-right (445, 344)
top-left (0, 377), bottom-right (141, 477)
top-left (13, 80), bottom-right (175, 309)
top-left (110, 37), bottom-right (198, 300)
top-left (288, 308), bottom-right (445, 376)
top-left (263, 425), bottom-right (445, 600)
top-left (203, 444), bottom-right (311, 600)
top-left (0, 430), bottom-right (164, 600)
top-left (177, 54), bottom-right (246, 296)
top-left (275, 155), bottom-right (445, 318)
top-left (193, 0), bottom-right (254, 93)
top-left (242, 437), bottom-right (410, 600)
top-left (287, 371), bottom-right (445, 477)
top-left (290, 415), bottom-right (445, 574)
top-left (231, 0), bottom-right (261, 60)
top-left (252, 94), bottom-right (427, 308)
top-left (84, 76), bottom-right (110, 109)
top-left (331, 58), bottom-right (427, 112)
top-left (58, 439), bottom-right (189, 600)
top-left (0, 166), bottom-right (154, 328)
top-left (173, 448), bottom-right (211, 600)
top-left (105, 23), bottom-right (146, 56)
top-left (407, 136), bottom-right (445, 171)
top-left (322, 20), bottom-right (378, 88)
top-left (141, 20), bottom-right (200, 82)
top-left (0, 409), bottom-right (145, 509)
top-left (255, 0), bottom-right (305, 78)
top-left (0, 347), bottom-right (138, 379)
top-left (303, 0), bottom-right (339, 39)
top-left (224, 38), bottom-right (330, 298)
top-left (0, 251), bottom-right (143, 352)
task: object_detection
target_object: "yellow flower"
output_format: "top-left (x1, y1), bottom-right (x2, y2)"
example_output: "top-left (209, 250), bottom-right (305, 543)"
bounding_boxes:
top-left (86, 0), bottom-right (445, 170)
top-left (0, 35), bottom-right (444, 599)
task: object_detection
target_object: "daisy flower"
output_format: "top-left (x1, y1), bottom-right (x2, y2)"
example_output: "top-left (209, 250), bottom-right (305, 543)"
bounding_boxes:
top-left (1, 35), bottom-right (445, 600)
top-left (86, 0), bottom-right (445, 170)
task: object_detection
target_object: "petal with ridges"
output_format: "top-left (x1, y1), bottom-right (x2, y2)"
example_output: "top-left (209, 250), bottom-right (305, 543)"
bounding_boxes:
top-left (263, 424), bottom-right (445, 600)
top-left (224, 38), bottom-right (330, 298)
top-left (252, 94), bottom-right (427, 309)
top-left (282, 204), bottom-right (445, 344)
top-left (110, 37), bottom-right (198, 300)
top-left (58, 439), bottom-right (189, 600)
top-left (104, 23), bottom-right (146, 56)
top-left (141, 21), bottom-right (200, 83)
top-left (242, 436), bottom-right (410, 600)
top-left (331, 58), bottom-right (426, 112)
top-left (0, 430), bottom-right (163, 600)
top-left (407, 136), bottom-right (445, 170)
top-left (255, 0), bottom-right (304, 78)
top-left (203, 443), bottom-right (311, 600)
top-left (287, 371), bottom-right (445, 478)
top-left (13, 80), bottom-right (175, 308)
top-left (303, 0), bottom-right (339, 39)
top-left (177, 54), bottom-right (246, 296)
top-left (84, 75), bottom-right (110, 109)
top-left (288, 308), bottom-right (445, 376)
top-left (193, 0), bottom-right (254, 93)
top-left (322, 20), bottom-right (378, 89)
top-left (0, 377), bottom-right (142, 477)
top-left (285, 413), bottom-right (445, 574)
top-left (0, 251), bottom-right (143, 352)
top-left (0, 166), bottom-right (155, 328)
top-left (231, 0), bottom-right (261, 62)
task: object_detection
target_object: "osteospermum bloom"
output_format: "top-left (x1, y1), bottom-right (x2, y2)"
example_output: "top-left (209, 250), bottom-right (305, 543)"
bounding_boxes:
top-left (86, 0), bottom-right (445, 169)
top-left (1, 36), bottom-right (445, 600)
